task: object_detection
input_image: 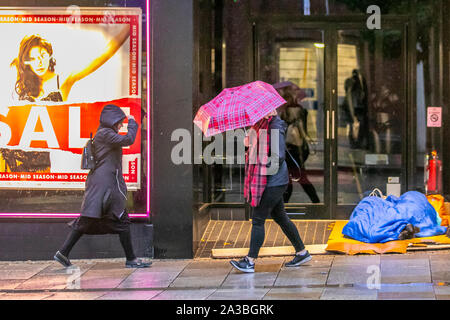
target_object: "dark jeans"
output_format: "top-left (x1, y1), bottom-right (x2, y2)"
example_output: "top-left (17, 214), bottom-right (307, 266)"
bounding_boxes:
top-left (248, 185), bottom-right (305, 259)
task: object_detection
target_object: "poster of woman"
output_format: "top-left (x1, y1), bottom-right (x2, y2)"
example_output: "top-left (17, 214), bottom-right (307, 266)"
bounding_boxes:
top-left (0, 7), bottom-right (142, 190)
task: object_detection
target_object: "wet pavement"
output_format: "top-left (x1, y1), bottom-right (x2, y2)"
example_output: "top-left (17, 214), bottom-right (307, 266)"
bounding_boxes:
top-left (0, 251), bottom-right (449, 300)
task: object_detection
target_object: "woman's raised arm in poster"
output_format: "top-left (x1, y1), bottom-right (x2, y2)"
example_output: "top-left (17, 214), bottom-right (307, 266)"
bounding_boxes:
top-left (60, 24), bottom-right (130, 101)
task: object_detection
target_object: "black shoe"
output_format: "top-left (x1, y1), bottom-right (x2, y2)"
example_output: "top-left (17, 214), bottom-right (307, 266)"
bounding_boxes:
top-left (54, 251), bottom-right (72, 268)
top-left (285, 251), bottom-right (312, 267)
top-left (230, 256), bottom-right (255, 273)
top-left (125, 258), bottom-right (152, 268)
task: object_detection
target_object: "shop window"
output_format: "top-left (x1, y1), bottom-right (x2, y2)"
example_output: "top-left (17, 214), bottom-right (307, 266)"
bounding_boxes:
top-left (0, 1), bottom-right (148, 218)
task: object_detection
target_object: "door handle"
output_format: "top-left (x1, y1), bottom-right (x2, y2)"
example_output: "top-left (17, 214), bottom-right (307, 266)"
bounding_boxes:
top-left (326, 110), bottom-right (330, 140)
top-left (332, 110), bottom-right (335, 140)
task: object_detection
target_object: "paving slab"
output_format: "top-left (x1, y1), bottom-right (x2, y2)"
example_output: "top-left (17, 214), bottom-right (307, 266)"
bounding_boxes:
top-left (16, 263), bottom-right (95, 290)
top-left (320, 284), bottom-right (378, 300)
top-left (151, 289), bottom-right (216, 300)
top-left (175, 260), bottom-right (232, 278)
top-left (327, 264), bottom-right (378, 285)
top-left (221, 258), bottom-right (284, 288)
top-left (118, 260), bottom-right (186, 289)
top-left (142, 260), bottom-right (190, 273)
top-left (377, 283), bottom-right (435, 300)
top-left (332, 255), bottom-right (380, 266)
top-left (0, 292), bottom-right (54, 300)
top-left (117, 260), bottom-right (190, 289)
top-left (381, 253), bottom-right (430, 265)
top-left (0, 262), bottom-right (51, 280)
top-left (381, 255), bottom-right (431, 284)
top-left (252, 258), bottom-right (286, 272)
top-left (170, 275), bottom-right (229, 288)
top-left (429, 253), bottom-right (450, 283)
top-left (43, 292), bottom-right (108, 300)
top-left (222, 272), bottom-right (278, 289)
top-left (96, 290), bottom-right (162, 300)
top-left (434, 285), bottom-right (450, 300)
top-left (275, 267), bottom-right (329, 287)
top-left (327, 255), bottom-right (380, 286)
top-left (264, 287), bottom-right (324, 300)
top-left (118, 270), bottom-right (181, 289)
top-left (0, 280), bottom-right (25, 290)
top-left (207, 288), bottom-right (269, 300)
top-left (78, 262), bottom-right (135, 289)
top-left (307, 255), bottom-right (334, 268)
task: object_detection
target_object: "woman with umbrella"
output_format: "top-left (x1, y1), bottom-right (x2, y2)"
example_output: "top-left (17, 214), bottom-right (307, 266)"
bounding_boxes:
top-left (194, 81), bottom-right (311, 273)
top-left (230, 109), bottom-right (311, 272)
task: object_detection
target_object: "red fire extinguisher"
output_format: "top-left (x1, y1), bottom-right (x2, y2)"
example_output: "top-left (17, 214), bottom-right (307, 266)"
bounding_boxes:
top-left (425, 150), bottom-right (442, 195)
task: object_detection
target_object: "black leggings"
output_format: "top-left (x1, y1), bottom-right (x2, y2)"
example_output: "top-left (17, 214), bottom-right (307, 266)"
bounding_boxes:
top-left (248, 185), bottom-right (305, 259)
top-left (59, 228), bottom-right (136, 261)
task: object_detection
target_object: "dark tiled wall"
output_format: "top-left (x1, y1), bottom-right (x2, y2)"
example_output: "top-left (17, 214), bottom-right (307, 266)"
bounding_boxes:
top-left (223, 0), bottom-right (253, 87)
top-left (0, 222), bottom-right (153, 261)
top-left (150, 0), bottom-right (195, 259)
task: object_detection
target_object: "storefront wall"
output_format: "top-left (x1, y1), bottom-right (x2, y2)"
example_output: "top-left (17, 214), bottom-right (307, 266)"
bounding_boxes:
top-left (1, 0), bottom-right (449, 260)
top-left (0, 0), bottom-right (204, 261)
top-left (199, 0), bottom-right (450, 221)
top-left (0, 0), bottom-right (156, 260)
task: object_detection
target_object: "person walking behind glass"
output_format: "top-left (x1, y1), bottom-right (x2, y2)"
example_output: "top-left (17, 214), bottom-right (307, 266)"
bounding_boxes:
top-left (278, 88), bottom-right (320, 204)
top-left (54, 104), bottom-right (151, 269)
top-left (230, 109), bottom-right (311, 273)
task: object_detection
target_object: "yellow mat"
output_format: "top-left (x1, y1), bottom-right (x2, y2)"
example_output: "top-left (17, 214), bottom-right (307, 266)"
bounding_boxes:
top-left (326, 221), bottom-right (450, 255)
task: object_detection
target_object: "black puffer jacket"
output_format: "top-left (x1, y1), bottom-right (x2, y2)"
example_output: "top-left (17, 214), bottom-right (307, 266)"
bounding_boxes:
top-left (80, 104), bottom-right (138, 219)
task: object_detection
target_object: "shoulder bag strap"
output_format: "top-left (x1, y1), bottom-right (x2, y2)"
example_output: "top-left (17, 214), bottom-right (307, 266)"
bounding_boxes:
top-left (285, 146), bottom-right (301, 169)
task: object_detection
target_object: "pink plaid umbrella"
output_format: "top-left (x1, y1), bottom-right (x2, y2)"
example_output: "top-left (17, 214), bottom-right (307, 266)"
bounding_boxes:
top-left (194, 81), bottom-right (287, 137)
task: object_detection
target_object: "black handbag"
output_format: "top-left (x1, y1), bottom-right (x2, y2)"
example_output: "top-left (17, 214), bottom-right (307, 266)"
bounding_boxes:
top-left (81, 133), bottom-right (96, 170)
top-left (81, 129), bottom-right (109, 171)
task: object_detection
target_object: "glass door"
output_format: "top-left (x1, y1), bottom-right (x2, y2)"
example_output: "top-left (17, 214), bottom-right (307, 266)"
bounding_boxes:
top-left (255, 20), bottom-right (409, 219)
top-left (255, 23), bottom-right (330, 218)
top-left (333, 27), bottom-right (407, 218)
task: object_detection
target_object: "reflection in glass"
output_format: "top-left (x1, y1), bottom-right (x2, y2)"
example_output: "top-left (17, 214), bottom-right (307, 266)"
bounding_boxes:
top-left (261, 30), bottom-right (325, 204)
top-left (337, 29), bottom-right (404, 204)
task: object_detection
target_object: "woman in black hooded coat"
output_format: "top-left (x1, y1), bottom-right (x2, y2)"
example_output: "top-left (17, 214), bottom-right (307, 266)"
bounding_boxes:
top-left (54, 104), bottom-right (151, 268)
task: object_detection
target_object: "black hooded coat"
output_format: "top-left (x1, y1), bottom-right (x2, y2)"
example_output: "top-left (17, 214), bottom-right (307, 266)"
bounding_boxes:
top-left (80, 104), bottom-right (138, 220)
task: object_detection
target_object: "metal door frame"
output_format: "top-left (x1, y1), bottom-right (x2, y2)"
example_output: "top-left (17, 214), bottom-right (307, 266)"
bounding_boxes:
top-left (253, 15), bottom-right (414, 219)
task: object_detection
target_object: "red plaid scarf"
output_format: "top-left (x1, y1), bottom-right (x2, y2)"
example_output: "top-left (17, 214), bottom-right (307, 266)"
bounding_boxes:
top-left (244, 118), bottom-right (270, 207)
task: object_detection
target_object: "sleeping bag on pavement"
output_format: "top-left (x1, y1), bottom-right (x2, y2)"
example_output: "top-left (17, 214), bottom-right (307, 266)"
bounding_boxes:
top-left (342, 191), bottom-right (447, 243)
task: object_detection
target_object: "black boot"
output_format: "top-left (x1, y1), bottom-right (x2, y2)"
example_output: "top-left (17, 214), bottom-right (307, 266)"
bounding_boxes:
top-left (54, 251), bottom-right (72, 268)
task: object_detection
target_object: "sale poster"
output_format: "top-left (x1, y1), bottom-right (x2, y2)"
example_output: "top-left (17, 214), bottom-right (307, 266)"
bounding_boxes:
top-left (0, 7), bottom-right (142, 190)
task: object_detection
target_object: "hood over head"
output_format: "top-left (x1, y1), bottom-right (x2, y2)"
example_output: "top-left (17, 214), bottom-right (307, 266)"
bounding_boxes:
top-left (99, 104), bottom-right (126, 129)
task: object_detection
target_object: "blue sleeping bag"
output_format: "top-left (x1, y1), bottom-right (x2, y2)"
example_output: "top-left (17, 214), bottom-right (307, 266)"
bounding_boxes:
top-left (342, 191), bottom-right (447, 243)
